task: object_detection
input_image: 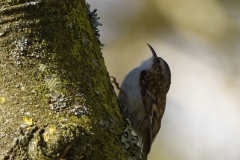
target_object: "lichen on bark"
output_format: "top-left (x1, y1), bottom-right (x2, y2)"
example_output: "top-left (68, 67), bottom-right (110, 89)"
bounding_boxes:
top-left (0, 0), bottom-right (126, 159)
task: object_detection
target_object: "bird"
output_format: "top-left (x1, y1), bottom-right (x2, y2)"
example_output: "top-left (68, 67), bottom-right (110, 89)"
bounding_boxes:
top-left (118, 44), bottom-right (171, 160)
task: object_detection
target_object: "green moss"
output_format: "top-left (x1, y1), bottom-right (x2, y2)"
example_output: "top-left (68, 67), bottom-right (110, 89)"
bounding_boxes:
top-left (0, 0), bottom-right (126, 159)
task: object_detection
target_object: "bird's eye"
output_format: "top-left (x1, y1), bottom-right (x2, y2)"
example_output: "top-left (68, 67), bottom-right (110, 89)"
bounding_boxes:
top-left (156, 59), bottom-right (161, 63)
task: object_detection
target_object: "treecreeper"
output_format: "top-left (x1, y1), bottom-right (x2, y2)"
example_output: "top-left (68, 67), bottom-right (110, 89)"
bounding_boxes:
top-left (118, 44), bottom-right (171, 160)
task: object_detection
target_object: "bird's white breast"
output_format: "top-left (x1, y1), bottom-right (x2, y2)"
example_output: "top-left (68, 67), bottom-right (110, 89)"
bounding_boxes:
top-left (120, 57), bottom-right (153, 117)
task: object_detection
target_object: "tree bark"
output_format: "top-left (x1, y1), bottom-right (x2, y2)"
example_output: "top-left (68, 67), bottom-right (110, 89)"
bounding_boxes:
top-left (0, 1), bottom-right (140, 159)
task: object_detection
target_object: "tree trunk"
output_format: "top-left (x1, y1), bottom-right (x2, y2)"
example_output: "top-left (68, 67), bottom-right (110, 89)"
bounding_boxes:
top-left (0, 1), bottom-right (140, 159)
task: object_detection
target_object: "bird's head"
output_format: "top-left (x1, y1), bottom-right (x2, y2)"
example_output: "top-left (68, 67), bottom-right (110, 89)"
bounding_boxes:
top-left (146, 44), bottom-right (170, 73)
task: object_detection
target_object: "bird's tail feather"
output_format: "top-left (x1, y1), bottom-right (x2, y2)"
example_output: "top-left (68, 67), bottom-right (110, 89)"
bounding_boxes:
top-left (142, 126), bottom-right (152, 160)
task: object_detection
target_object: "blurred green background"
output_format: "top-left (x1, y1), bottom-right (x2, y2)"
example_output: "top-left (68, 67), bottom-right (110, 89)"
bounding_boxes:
top-left (87, 0), bottom-right (240, 159)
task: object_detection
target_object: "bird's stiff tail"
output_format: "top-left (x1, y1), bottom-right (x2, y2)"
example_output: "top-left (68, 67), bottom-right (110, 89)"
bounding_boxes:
top-left (142, 126), bottom-right (152, 160)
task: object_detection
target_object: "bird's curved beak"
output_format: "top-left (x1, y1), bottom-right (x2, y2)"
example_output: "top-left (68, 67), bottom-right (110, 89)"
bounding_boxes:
top-left (147, 43), bottom-right (157, 58)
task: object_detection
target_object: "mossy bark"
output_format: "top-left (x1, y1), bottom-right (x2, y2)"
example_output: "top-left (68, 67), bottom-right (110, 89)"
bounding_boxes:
top-left (0, 0), bottom-right (126, 159)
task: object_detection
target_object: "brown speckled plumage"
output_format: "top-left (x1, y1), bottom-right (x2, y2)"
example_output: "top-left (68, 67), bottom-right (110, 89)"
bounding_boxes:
top-left (118, 44), bottom-right (171, 160)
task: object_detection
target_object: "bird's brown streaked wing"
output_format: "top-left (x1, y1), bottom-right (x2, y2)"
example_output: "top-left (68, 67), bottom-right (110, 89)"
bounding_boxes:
top-left (139, 70), bottom-right (165, 146)
top-left (139, 70), bottom-right (152, 158)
